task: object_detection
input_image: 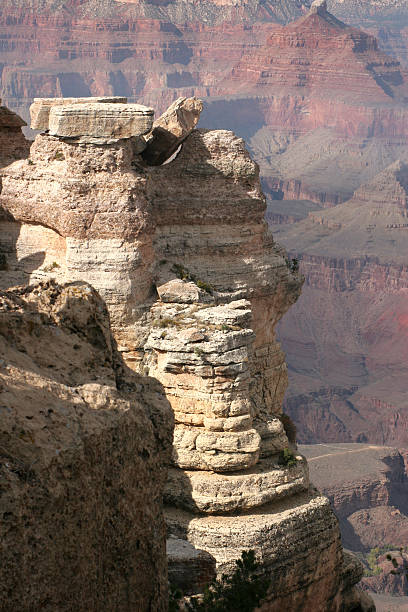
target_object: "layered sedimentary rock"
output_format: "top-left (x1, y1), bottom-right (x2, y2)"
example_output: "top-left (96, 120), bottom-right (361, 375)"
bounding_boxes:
top-left (30, 96), bottom-right (128, 131)
top-left (270, 161), bottom-right (408, 447)
top-left (0, 280), bottom-right (173, 612)
top-left (206, 0), bottom-right (408, 207)
top-left (0, 97), bottom-right (372, 610)
top-left (302, 444), bottom-right (408, 550)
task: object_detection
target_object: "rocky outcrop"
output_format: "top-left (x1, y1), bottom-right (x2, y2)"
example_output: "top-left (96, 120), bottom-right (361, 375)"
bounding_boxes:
top-left (0, 101), bottom-right (30, 166)
top-left (30, 96), bottom-right (128, 131)
top-left (0, 97), bottom-right (372, 610)
top-left (0, 280), bottom-right (173, 612)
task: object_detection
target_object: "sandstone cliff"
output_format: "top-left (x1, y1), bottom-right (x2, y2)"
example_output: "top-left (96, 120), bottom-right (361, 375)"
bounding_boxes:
top-left (0, 279), bottom-right (174, 611)
top-left (0, 96), bottom-right (375, 611)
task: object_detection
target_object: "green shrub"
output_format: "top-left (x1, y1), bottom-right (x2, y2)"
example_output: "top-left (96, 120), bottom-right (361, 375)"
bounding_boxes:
top-left (171, 263), bottom-right (213, 294)
top-left (183, 550), bottom-right (269, 612)
top-left (279, 448), bottom-right (297, 468)
top-left (53, 151), bottom-right (65, 161)
top-left (0, 253), bottom-right (7, 271)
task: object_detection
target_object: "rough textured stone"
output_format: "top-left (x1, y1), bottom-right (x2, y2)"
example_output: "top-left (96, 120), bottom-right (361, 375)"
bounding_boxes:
top-left (0, 280), bottom-right (173, 612)
top-left (30, 96), bottom-right (128, 131)
top-left (167, 536), bottom-right (216, 596)
top-left (0, 104), bottom-right (30, 167)
top-left (0, 99), bottom-right (371, 611)
top-left (48, 102), bottom-right (154, 143)
top-left (142, 96), bottom-right (203, 166)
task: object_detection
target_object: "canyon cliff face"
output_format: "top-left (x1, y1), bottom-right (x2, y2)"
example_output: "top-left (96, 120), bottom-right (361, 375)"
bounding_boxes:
top-left (0, 98), bottom-right (373, 610)
top-left (303, 443), bottom-right (408, 599)
top-left (302, 444), bottom-right (408, 551)
top-left (270, 160), bottom-right (408, 448)
top-left (2, 0), bottom-right (408, 210)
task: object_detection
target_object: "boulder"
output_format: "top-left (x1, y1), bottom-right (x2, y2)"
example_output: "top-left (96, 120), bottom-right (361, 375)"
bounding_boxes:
top-left (142, 96), bottom-right (202, 165)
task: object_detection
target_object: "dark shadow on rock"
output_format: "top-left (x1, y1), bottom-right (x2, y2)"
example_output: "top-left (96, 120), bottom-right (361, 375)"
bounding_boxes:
top-left (0, 215), bottom-right (45, 290)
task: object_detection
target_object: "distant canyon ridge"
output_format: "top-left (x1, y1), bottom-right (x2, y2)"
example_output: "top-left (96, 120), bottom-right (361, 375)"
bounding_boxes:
top-left (2, 0), bottom-right (408, 446)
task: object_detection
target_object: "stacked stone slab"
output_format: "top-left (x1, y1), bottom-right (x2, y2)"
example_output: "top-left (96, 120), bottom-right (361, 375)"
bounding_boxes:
top-left (30, 96), bottom-right (154, 145)
top-left (30, 96), bottom-right (128, 131)
top-left (0, 98), bottom-right (374, 611)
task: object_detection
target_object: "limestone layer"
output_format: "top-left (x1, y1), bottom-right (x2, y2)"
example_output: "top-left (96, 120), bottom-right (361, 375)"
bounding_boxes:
top-left (30, 96), bottom-right (128, 131)
top-left (48, 102), bottom-right (154, 144)
top-left (0, 100), bottom-right (373, 611)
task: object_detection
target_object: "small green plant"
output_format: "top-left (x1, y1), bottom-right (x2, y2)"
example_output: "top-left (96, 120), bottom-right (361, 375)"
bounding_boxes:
top-left (194, 347), bottom-right (204, 357)
top-left (279, 447), bottom-right (297, 468)
top-left (171, 263), bottom-right (213, 294)
top-left (196, 279), bottom-right (213, 294)
top-left (169, 584), bottom-right (183, 612)
top-left (221, 323), bottom-right (230, 332)
top-left (53, 151), bottom-right (65, 161)
top-left (158, 318), bottom-right (173, 328)
top-left (43, 261), bottom-right (60, 272)
top-left (28, 159), bottom-right (34, 165)
top-left (185, 550), bottom-right (269, 612)
top-left (362, 545), bottom-right (406, 577)
top-left (285, 257), bottom-right (300, 273)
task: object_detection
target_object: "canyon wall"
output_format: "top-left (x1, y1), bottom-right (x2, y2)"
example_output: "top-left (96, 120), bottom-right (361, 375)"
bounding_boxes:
top-left (270, 160), bottom-right (408, 447)
top-left (0, 97), bottom-right (373, 610)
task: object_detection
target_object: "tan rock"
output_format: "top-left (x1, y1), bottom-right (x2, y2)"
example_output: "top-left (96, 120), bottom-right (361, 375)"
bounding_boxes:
top-left (30, 96), bottom-right (127, 131)
top-left (165, 456), bottom-right (309, 513)
top-left (167, 536), bottom-right (216, 596)
top-left (48, 102), bottom-right (154, 143)
top-left (166, 491), bottom-right (373, 611)
top-left (142, 96), bottom-right (203, 165)
top-left (0, 100), bottom-right (369, 610)
top-left (0, 281), bottom-right (173, 612)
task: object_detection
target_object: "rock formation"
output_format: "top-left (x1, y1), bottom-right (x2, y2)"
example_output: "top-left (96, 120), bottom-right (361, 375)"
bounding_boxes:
top-left (270, 160), bottom-right (408, 447)
top-left (0, 280), bottom-right (173, 611)
top-left (0, 100), bottom-right (30, 166)
top-left (0, 96), bottom-right (374, 610)
top-left (302, 443), bottom-right (408, 552)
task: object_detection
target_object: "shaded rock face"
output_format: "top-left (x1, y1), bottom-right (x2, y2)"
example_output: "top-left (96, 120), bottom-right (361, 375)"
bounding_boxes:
top-left (0, 98), bottom-right (372, 611)
top-left (302, 444), bottom-right (408, 551)
top-left (269, 160), bottom-right (408, 447)
top-left (0, 280), bottom-right (173, 612)
top-left (0, 101), bottom-right (30, 166)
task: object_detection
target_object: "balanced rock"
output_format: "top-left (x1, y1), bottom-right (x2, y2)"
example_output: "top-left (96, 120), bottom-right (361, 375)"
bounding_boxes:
top-left (48, 102), bottom-right (154, 144)
top-left (30, 96), bottom-right (127, 131)
top-left (142, 96), bottom-right (203, 165)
